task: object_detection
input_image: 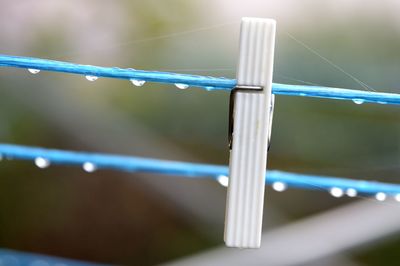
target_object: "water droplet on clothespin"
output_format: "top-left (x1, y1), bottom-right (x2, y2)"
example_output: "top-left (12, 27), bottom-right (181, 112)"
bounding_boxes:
top-left (85, 75), bottom-right (98, 81)
top-left (272, 181), bottom-right (287, 192)
top-left (217, 175), bottom-right (229, 187)
top-left (395, 194), bottom-right (400, 202)
top-left (34, 157), bottom-right (50, 168)
top-left (330, 187), bottom-right (344, 198)
top-left (352, 99), bottom-right (364, 105)
top-left (83, 162), bottom-right (97, 173)
top-left (28, 69), bottom-right (40, 74)
top-left (175, 83), bottom-right (189, 90)
top-left (130, 79), bottom-right (146, 86)
top-left (375, 192), bottom-right (386, 201)
top-left (346, 188), bottom-right (357, 197)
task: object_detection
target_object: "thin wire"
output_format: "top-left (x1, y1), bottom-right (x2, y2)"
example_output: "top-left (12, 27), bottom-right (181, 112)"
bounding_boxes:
top-left (114, 21), bottom-right (238, 47)
top-left (286, 32), bottom-right (377, 92)
top-left (1, 54), bottom-right (400, 105)
top-left (1, 143), bottom-right (400, 196)
top-left (159, 67), bottom-right (235, 73)
top-left (275, 73), bottom-right (321, 86)
top-left (57, 21), bottom-right (239, 59)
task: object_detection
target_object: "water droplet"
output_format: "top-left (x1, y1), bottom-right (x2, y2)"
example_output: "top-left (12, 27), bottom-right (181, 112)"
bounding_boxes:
top-left (34, 157), bottom-right (50, 168)
top-left (130, 79), bottom-right (146, 86)
top-left (28, 69), bottom-right (40, 74)
top-left (217, 175), bottom-right (229, 187)
top-left (395, 194), bottom-right (400, 202)
top-left (299, 93), bottom-right (307, 96)
top-left (175, 83), bottom-right (189, 90)
top-left (85, 75), bottom-right (98, 81)
top-left (352, 99), bottom-right (364, 105)
top-left (272, 181), bottom-right (287, 192)
top-left (204, 86), bottom-right (214, 91)
top-left (330, 187), bottom-right (344, 198)
top-left (375, 192), bottom-right (386, 201)
top-left (346, 188), bottom-right (357, 197)
top-left (83, 162), bottom-right (97, 173)
top-left (377, 101), bottom-right (387, 105)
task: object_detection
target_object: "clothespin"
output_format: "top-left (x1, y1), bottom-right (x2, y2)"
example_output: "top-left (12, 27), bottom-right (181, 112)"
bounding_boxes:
top-left (224, 17), bottom-right (276, 248)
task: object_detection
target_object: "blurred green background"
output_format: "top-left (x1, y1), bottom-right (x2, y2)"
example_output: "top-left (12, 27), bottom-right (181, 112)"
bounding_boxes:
top-left (0, 0), bottom-right (400, 265)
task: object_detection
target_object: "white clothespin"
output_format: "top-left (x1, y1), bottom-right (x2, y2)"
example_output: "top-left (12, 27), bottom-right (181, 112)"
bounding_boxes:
top-left (225, 17), bottom-right (276, 248)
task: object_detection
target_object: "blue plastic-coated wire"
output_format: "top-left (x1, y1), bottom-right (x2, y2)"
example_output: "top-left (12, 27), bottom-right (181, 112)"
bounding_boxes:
top-left (1, 54), bottom-right (400, 105)
top-left (1, 143), bottom-right (400, 196)
top-left (0, 54), bottom-right (234, 90)
top-left (0, 248), bottom-right (103, 266)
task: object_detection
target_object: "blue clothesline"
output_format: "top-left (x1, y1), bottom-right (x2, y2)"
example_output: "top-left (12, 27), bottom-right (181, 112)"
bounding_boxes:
top-left (1, 54), bottom-right (400, 105)
top-left (0, 248), bottom-right (103, 266)
top-left (1, 143), bottom-right (400, 197)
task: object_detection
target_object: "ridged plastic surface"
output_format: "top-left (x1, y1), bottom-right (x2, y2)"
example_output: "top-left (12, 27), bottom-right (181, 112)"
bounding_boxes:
top-left (225, 17), bottom-right (276, 248)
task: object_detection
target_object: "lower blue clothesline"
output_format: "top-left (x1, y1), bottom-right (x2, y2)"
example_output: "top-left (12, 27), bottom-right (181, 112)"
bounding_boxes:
top-left (0, 248), bottom-right (104, 266)
top-left (1, 143), bottom-right (400, 196)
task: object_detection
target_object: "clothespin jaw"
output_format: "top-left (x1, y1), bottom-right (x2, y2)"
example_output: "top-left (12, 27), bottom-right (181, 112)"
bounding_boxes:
top-left (224, 17), bottom-right (276, 248)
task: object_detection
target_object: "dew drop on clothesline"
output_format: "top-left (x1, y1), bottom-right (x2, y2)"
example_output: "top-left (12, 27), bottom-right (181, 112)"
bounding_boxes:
top-left (395, 194), bottom-right (400, 202)
top-left (175, 83), bottom-right (189, 90)
top-left (352, 99), bottom-right (364, 105)
top-left (346, 188), bottom-right (357, 197)
top-left (28, 69), bottom-right (40, 74)
top-left (217, 175), bottom-right (229, 187)
top-left (34, 157), bottom-right (50, 168)
top-left (83, 162), bottom-right (97, 172)
top-left (272, 181), bottom-right (287, 192)
top-left (375, 192), bottom-right (386, 201)
top-left (330, 187), bottom-right (344, 198)
top-left (85, 75), bottom-right (98, 81)
top-left (130, 79), bottom-right (146, 86)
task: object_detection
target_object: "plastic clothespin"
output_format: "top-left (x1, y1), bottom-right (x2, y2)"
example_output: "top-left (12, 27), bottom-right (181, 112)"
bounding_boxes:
top-left (224, 17), bottom-right (276, 249)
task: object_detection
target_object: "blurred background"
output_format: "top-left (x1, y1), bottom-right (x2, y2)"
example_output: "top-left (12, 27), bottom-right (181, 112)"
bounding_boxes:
top-left (0, 0), bottom-right (400, 265)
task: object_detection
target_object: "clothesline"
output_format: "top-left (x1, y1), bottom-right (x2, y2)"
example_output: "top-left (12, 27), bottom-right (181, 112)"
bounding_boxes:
top-left (1, 144), bottom-right (400, 199)
top-left (1, 54), bottom-right (400, 105)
